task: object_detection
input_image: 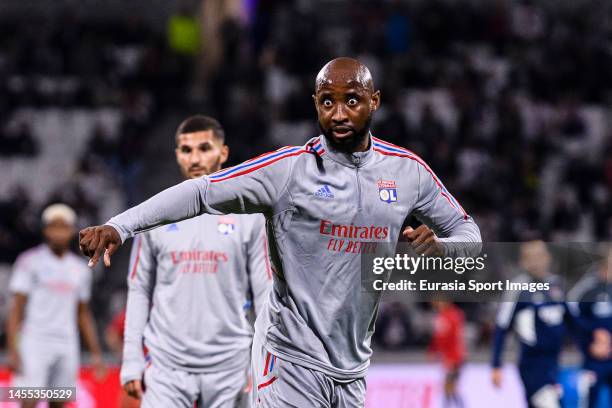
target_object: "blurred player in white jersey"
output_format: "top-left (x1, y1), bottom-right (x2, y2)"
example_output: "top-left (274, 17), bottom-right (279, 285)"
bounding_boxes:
top-left (7, 203), bottom-right (103, 408)
top-left (120, 115), bottom-right (271, 408)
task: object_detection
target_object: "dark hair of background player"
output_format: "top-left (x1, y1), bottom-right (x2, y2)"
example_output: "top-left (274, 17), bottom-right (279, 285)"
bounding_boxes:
top-left (175, 115), bottom-right (225, 144)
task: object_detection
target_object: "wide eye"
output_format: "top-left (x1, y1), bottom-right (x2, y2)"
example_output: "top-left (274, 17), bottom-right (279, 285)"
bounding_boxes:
top-left (322, 98), bottom-right (333, 107)
top-left (347, 98), bottom-right (358, 106)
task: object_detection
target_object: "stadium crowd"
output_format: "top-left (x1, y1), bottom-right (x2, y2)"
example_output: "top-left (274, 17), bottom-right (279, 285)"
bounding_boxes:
top-left (1, 0), bottom-right (611, 356)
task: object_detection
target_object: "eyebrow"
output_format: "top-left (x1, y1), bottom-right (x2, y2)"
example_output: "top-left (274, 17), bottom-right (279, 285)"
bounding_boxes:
top-left (180, 140), bottom-right (213, 147)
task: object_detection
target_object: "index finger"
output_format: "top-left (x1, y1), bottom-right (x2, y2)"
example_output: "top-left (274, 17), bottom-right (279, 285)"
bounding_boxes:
top-left (88, 237), bottom-right (107, 268)
top-left (104, 242), bottom-right (119, 267)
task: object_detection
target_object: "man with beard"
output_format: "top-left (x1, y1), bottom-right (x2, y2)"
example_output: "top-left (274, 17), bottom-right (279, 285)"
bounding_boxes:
top-left (120, 115), bottom-right (271, 408)
top-left (79, 58), bottom-right (481, 407)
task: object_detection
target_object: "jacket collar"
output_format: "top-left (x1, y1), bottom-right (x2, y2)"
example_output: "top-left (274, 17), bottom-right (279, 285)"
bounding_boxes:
top-left (317, 133), bottom-right (374, 168)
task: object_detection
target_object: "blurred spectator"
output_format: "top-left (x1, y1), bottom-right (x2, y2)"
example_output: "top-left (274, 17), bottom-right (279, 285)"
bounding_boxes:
top-left (428, 300), bottom-right (466, 407)
top-left (0, 122), bottom-right (38, 157)
top-left (88, 123), bottom-right (118, 165)
top-left (374, 301), bottom-right (414, 350)
top-left (385, 3), bottom-right (412, 55)
top-left (167, 8), bottom-right (201, 57)
top-left (0, 187), bottom-right (38, 263)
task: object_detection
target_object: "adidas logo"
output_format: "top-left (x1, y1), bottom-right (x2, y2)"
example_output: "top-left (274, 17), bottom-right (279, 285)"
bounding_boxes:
top-left (166, 223), bottom-right (179, 232)
top-left (314, 184), bottom-right (334, 198)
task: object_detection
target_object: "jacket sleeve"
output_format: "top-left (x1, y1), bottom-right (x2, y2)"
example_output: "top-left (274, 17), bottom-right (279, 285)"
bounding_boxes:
top-left (107, 149), bottom-right (295, 243)
top-left (120, 233), bottom-right (156, 385)
top-left (246, 216), bottom-right (273, 318)
top-left (411, 161), bottom-right (482, 257)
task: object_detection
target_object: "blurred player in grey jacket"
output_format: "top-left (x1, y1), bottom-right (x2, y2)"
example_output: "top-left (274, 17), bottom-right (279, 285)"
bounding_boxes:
top-left (80, 58), bottom-right (481, 407)
top-left (120, 116), bottom-right (271, 408)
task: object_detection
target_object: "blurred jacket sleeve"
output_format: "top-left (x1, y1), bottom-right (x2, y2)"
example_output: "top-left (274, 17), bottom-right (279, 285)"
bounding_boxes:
top-left (120, 233), bottom-right (156, 385)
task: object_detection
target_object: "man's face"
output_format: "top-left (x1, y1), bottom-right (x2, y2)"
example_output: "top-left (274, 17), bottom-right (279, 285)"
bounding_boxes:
top-left (519, 240), bottom-right (551, 280)
top-left (43, 219), bottom-right (75, 251)
top-left (314, 81), bottom-right (380, 152)
top-left (175, 130), bottom-right (228, 179)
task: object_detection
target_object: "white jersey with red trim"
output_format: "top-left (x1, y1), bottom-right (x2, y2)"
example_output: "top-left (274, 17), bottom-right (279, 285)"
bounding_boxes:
top-left (120, 213), bottom-right (271, 384)
top-left (9, 244), bottom-right (92, 343)
top-left (108, 134), bottom-right (481, 380)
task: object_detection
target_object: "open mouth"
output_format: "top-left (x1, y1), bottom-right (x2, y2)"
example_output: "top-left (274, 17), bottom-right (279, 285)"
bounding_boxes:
top-left (331, 127), bottom-right (354, 138)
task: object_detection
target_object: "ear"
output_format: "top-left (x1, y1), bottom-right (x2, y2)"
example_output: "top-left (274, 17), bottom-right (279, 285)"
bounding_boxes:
top-left (220, 144), bottom-right (229, 165)
top-left (371, 90), bottom-right (381, 112)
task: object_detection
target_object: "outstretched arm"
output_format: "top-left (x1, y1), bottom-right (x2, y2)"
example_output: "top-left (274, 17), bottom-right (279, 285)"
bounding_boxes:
top-left (80, 151), bottom-right (294, 266)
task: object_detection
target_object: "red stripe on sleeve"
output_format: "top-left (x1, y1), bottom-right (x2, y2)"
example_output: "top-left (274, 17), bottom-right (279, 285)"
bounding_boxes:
top-left (210, 149), bottom-right (313, 183)
top-left (257, 376), bottom-right (278, 390)
top-left (263, 352), bottom-right (271, 376)
top-left (129, 237), bottom-right (143, 280)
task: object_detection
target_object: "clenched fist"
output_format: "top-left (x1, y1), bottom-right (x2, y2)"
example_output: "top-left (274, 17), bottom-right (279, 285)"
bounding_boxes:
top-left (124, 379), bottom-right (144, 400)
top-left (79, 225), bottom-right (122, 267)
top-left (402, 224), bottom-right (444, 257)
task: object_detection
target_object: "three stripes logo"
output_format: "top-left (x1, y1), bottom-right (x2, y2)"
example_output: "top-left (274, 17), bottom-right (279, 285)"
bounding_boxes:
top-left (314, 184), bottom-right (334, 199)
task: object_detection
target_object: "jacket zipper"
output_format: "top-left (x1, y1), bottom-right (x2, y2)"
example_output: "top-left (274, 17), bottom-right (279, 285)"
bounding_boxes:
top-left (355, 157), bottom-right (362, 211)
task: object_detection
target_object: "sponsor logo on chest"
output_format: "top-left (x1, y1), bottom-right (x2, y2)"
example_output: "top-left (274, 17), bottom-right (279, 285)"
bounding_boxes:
top-left (170, 249), bottom-right (229, 274)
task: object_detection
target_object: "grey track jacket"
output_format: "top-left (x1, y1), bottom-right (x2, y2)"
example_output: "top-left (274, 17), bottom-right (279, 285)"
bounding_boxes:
top-left (120, 214), bottom-right (271, 384)
top-left (108, 134), bottom-right (481, 380)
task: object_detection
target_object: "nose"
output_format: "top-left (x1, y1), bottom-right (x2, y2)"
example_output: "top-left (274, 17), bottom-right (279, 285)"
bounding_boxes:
top-left (331, 103), bottom-right (348, 123)
top-left (189, 150), bottom-right (202, 165)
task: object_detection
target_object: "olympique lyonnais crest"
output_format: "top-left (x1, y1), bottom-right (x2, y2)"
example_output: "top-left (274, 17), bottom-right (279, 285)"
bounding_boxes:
top-left (378, 179), bottom-right (398, 203)
top-left (217, 216), bottom-right (236, 235)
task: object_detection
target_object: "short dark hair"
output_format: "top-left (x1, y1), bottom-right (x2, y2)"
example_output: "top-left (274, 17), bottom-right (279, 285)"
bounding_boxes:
top-left (175, 115), bottom-right (225, 144)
